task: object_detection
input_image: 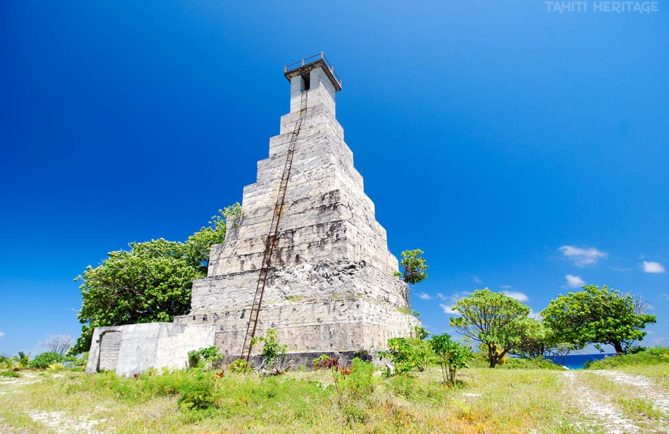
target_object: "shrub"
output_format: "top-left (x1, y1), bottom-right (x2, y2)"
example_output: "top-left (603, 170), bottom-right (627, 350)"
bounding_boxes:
top-left (177, 372), bottom-right (216, 411)
top-left (29, 352), bottom-right (65, 369)
top-left (380, 337), bottom-right (434, 376)
top-left (0, 370), bottom-right (20, 378)
top-left (430, 333), bottom-right (472, 386)
top-left (336, 358), bottom-right (376, 398)
top-left (0, 356), bottom-right (14, 370)
top-left (227, 359), bottom-right (251, 374)
top-left (187, 346), bottom-right (223, 370)
top-left (13, 352), bottom-right (30, 369)
top-left (252, 328), bottom-right (287, 369)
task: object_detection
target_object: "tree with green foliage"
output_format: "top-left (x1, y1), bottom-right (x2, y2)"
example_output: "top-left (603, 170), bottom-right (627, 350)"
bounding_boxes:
top-left (71, 205), bottom-right (241, 354)
top-left (542, 285), bottom-right (656, 355)
top-left (450, 289), bottom-right (530, 368)
top-left (430, 333), bottom-right (472, 386)
top-left (511, 318), bottom-right (550, 359)
top-left (399, 249), bottom-right (428, 284)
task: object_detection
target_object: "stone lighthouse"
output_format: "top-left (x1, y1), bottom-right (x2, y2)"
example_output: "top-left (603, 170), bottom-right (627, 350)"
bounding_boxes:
top-left (87, 54), bottom-right (420, 376)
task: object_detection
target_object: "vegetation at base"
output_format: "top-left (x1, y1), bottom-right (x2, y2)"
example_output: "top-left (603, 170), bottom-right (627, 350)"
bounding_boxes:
top-left (585, 347), bottom-right (669, 369)
top-left (71, 204), bottom-right (241, 355)
top-left (542, 285), bottom-right (656, 355)
top-left (0, 364), bottom-right (604, 433)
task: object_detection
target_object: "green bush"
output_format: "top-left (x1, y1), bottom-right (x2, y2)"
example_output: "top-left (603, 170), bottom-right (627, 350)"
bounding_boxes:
top-left (337, 358), bottom-right (376, 398)
top-left (0, 370), bottom-right (20, 378)
top-left (380, 337), bottom-right (434, 376)
top-left (187, 346), bottom-right (222, 370)
top-left (227, 359), bottom-right (251, 374)
top-left (29, 352), bottom-right (65, 369)
top-left (586, 347), bottom-right (669, 369)
top-left (177, 372), bottom-right (216, 410)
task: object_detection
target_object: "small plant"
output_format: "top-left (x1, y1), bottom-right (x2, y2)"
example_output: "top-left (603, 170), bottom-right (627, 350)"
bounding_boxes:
top-left (13, 351), bottom-right (30, 369)
top-left (430, 333), bottom-right (472, 386)
top-left (0, 370), bottom-right (20, 378)
top-left (187, 346), bottom-right (223, 370)
top-left (29, 352), bottom-right (65, 369)
top-left (251, 328), bottom-right (287, 370)
top-left (312, 354), bottom-right (333, 370)
top-left (227, 359), bottom-right (251, 374)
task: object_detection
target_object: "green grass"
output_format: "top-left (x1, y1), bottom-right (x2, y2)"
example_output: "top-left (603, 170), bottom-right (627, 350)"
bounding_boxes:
top-left (468, 354), bottom-right (564, 370)
top-left (0, 366), bottom-right (593, 433)
top-left (586, 347), bottom-right (669, 369)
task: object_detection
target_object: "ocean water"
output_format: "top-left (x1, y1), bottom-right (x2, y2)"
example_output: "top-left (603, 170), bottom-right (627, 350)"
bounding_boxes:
top-left (547, 353), bottom-right (616, 369)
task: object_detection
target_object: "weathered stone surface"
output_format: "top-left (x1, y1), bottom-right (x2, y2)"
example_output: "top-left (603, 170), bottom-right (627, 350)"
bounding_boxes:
top-left (88, 60), bottom-right (420, 376)
top-left (86, 323), bottom-right (215, 376)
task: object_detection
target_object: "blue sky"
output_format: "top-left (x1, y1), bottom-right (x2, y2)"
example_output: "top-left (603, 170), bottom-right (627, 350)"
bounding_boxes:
top-left (1, 1), bottom-right (667, 355)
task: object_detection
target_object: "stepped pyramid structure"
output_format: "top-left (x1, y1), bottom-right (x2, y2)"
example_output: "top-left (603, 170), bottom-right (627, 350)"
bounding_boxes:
top-left (87, 54), bottom-right (420, 376)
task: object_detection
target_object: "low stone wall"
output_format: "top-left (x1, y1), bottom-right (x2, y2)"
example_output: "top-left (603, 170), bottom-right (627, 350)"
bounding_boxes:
top-left (86, 323), bottom-right (216, 377)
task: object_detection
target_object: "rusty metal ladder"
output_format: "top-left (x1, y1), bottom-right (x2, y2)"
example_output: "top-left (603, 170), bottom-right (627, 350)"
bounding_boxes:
top-left (240, 89), bottom-right (309, 360)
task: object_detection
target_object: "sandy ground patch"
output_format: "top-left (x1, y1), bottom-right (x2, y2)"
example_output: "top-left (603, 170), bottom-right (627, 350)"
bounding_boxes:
top-left (28, 411), bottom-right (105, 434)
top-left (592, 369), bottom-right (669, 414)
top-left (562, 371), bottom-right (641, 433)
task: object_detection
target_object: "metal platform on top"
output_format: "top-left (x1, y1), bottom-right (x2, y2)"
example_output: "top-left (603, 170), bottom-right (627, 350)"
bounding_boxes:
top-left (284, 52), bottom-right (342, 92)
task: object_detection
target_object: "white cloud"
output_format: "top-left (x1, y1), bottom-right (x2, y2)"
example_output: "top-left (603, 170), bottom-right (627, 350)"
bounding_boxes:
top-left (529, 309), bottom-right (542, 319)
top-left (474, 276), bottom-right (482, 284)
top-left (416, 292), bottom-right (432, 300)
top-left (438, 291), bottom-right (471, 315)
top-left (440, 304), bottom-right (458, 315)
top-left (500, 284), bottom-right (513, 290)
top-left (0, 330), bottom-right (4, 339)
top-left (559, 245), bottom-right (607, 266)
top-left (661, 293), bottom-right (669, 301)
top-left (502, 291), bottom-right (529, 302)
top-left (642, 261), bottom-right (665, 274)
top-left (565, 274), bottom-right (586, 288)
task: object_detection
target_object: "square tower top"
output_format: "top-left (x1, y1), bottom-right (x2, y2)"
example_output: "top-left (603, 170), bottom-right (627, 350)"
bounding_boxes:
top-left (284, 52), bottom-right (342, 92)
top-left (284, 52), bottom-right (342, 115)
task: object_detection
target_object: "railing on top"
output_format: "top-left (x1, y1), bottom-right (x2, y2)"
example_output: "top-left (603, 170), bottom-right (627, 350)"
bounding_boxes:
top-left (283, 51), bottom-right (342, 89)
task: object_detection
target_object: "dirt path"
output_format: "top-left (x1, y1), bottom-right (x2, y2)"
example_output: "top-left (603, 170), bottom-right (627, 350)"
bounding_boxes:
top-left (0, 374), bottom-right (106, 434)
top-left (562, 371), bottom-right (641, 433)
top-left (591, 370), bottom-right (669, 414)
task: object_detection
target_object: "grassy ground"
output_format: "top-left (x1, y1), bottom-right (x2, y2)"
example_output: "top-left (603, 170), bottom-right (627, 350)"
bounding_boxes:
top-left (0, 366), bottom-right (592, 434)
